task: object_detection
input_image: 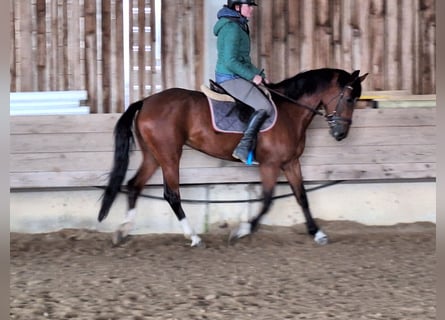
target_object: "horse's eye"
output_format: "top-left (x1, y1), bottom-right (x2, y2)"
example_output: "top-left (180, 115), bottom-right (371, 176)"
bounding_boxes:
top-left (346, 97), bottom-right (354, 103)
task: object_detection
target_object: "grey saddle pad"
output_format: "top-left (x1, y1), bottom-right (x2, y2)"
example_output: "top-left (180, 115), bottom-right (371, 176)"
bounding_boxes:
top-left (206, 97), bottom-right (277, 134)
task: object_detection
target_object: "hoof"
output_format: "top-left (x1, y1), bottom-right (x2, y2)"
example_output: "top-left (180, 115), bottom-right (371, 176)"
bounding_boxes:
top-left (112, 229), bottom-right (128, 246)
top-left (228, 222), bottom-right (251, 245)
top-left (112, 222), bottom-right (132, 246)
top-left (190, 235), bottom-right (205, 248)
top-left (314, 230), bottom-right (328, 245)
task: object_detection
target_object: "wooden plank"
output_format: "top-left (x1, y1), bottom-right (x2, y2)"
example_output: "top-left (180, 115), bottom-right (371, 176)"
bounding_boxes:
top-left (17, 0), bottom-right (34, 91)
top-left (10, 0), bottom-right (16, 92)
top-left (300, 162), bottom-right (436, 180)
top-left (10, 132), bottom-right (115, 153)
top-left (400, 0), bottom-right (415, 92)
top-left (286, 0), bottom-right (301, 77)
top-left (49, 0), bottom-right (58, 89)
top-left (305, 126), bottom-right (435, 147)
top-left (341, 0), bottom-right (352, 70)
top-left (161, 1), bottom-right (177, 89)
top-left (376, 100), bottom-right (436, 108)
top-left (10, 143), bottom-right (435, 174)
top-left (10, 114), bottom-right (121, 134)
top-left (58, 0), bottom-right (68, 90)
top-left (385, 0), bottom-right (399, 90)
top-left (314, 0), bottom-right (330, 68)
top-left (193, 0), bottom-right (204, 90)
top-left (418, 0), bottom-right (435, 94)
top-left (67, 0), bottom-right (80, 90)
top-left (270, 0), bottom-right (287, 79)
top-left (84, 0), bottom-right (98, 112)
top-left (369, 0), bottom-right (385, 90)
top-left (300, 0), bottom-right (314, 69)
top-left (36, 0), bottom-right (47, 91)
top-left (137, 0), bottom-right (145, 98)
top-left (373, 94), bottom-right (436, 101)
top-left (10, 107), bottom-right (435, 134)
top-left (10, 161), bottom-right (436, 189)
top-left (333, 107), bottom-right (436, 127)
top-left (301, 144), bottom-right (435, 165)
top-left (101, 0), bottom-right (112, 113)
top-left (355, 0), bottom-right (371, 91)
top-left (114, 0), bottom-right (125, 112)
top-left (9, 125), bottom-right (435, 154)
top-left (331, 0), bottom-right (341, 67)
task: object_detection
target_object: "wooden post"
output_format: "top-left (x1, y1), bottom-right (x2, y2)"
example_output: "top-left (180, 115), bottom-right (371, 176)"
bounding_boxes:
top-left (369, 0), bottom-right (385, 90)
top-left (10, 0), bottom-right (16, 92)
top-left (17, 0), bottom-right (33, 91)
top-left (314, 0), bottom-right (331, 68)
top-left (36, 0), bottom-right (46, 91)
top-left (114, 0), bottom-right (125, 112)
top-left (101, 0), bottom-right (111, 113)
top-left (385, 0), bottom-right (400, 90)
top-left (84, 0), bottom-right (98, 112)
top-left (287, 0), bottom-right (301, 77)
top-left (300, 0), bottom-right (314, 70)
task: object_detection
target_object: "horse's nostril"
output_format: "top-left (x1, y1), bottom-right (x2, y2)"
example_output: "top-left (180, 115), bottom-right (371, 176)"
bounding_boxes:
top-left (332, 130), bottom-right (346, 141)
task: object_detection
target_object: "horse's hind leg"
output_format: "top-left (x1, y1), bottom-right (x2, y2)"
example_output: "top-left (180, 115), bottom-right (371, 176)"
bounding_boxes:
top-left (282, 159), bottom-right (328, 245)
top-left (113, 151), bottom-right (159, 245)
top-left (162, 164), bottom-right (203, 247)
top-left (230, 164), bottom-right (280, 241)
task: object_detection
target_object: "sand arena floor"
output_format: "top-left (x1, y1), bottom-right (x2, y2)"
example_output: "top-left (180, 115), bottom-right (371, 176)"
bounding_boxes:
top-left (10, 220), bottom-right (435, 320)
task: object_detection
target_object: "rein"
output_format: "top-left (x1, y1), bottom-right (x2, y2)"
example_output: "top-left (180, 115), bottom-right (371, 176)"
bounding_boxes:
top-left (266, 84), bottom-right (354, 124)
top-left (265, 86), bottom-right (324, 116)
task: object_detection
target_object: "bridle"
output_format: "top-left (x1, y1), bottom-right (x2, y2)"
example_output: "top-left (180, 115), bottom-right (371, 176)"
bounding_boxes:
top-left (322, 85), bottom-right (354, 127)
top-left (266, 84), bottom-right (355, 126)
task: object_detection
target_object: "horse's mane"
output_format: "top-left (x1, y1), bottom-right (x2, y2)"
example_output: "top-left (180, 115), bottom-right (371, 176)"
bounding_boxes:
top-left (267, 68), bottom-right (357, 100)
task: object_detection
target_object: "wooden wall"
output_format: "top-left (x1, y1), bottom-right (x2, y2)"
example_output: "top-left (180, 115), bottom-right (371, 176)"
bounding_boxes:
top-left (10, 107), bottom-right (436, 189)
top-left (10, 0), bottom-right (435, 113)
top-left (250, 0), bottom-right (436, 93)
top-left (10, 0), bottom-right (126, 113)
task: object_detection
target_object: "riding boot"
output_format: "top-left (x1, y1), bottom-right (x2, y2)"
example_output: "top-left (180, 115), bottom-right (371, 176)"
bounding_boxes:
top-left (232, 109), bottom-right (268, 164)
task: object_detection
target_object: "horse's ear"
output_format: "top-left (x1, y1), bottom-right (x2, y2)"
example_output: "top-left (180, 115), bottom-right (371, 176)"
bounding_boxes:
top-left (351, 70), bottom-right (360, 79)
top-left (358, 73), bottom-right (369, 83)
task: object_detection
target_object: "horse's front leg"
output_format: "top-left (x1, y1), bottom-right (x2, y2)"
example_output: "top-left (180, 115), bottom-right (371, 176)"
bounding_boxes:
top-left (283, 159), bottom-right (328, 245)
top-left (230, 164), bottom-right (280, 241)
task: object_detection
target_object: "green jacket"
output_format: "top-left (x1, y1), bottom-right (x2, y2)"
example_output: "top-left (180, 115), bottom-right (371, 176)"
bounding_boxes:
top-left (213, 17), bottom-right (264, 81)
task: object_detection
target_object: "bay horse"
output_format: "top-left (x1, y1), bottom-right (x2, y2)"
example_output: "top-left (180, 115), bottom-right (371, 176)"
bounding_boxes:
top-left (98, 68), bottom-right (368, 247)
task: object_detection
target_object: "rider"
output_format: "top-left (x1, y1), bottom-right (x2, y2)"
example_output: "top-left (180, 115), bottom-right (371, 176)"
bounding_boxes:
top-left (213, 0), bottom-right (273, 165)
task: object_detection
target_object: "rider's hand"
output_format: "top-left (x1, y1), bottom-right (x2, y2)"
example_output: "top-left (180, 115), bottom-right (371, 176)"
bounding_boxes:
top-left (252, 75), bottom-right (263, 85)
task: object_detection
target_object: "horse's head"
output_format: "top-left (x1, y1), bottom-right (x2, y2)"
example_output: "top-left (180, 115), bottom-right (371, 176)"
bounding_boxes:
top-left (320, 70), bottom-right (368, 141)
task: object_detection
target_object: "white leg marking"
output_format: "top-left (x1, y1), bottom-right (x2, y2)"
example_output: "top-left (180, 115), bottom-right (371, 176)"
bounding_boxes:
top-left (236, 222), bottom-right (252, 238)
top-left (180, 218), bottom-right (202, 247)
top-left (112, 209), bottom-right (137, 245)
top-left (314, 230), bottom-right (328, 245)
top-left (122, 208), bottom-right (137, 224)
top-left (119, 209), bottom-right (137, 237)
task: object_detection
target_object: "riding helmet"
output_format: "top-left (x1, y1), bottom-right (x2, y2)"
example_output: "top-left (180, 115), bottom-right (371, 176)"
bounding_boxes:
top-left (228, 0), bottom-right (258, 8)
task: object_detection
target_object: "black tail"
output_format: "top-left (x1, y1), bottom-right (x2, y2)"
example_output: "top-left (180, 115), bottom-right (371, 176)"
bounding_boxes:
top-left (98, 100), bottom-right (144, 222)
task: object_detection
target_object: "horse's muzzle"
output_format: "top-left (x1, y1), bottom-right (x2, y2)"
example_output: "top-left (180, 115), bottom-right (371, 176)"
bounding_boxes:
top-left (329, 122), bottom-right (350, 141)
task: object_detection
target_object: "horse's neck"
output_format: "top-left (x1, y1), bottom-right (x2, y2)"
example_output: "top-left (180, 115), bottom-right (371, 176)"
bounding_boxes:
top-left (276, 97), bottom-right (318, 133)
top-left (295, 95), bottom-right (321, 125)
